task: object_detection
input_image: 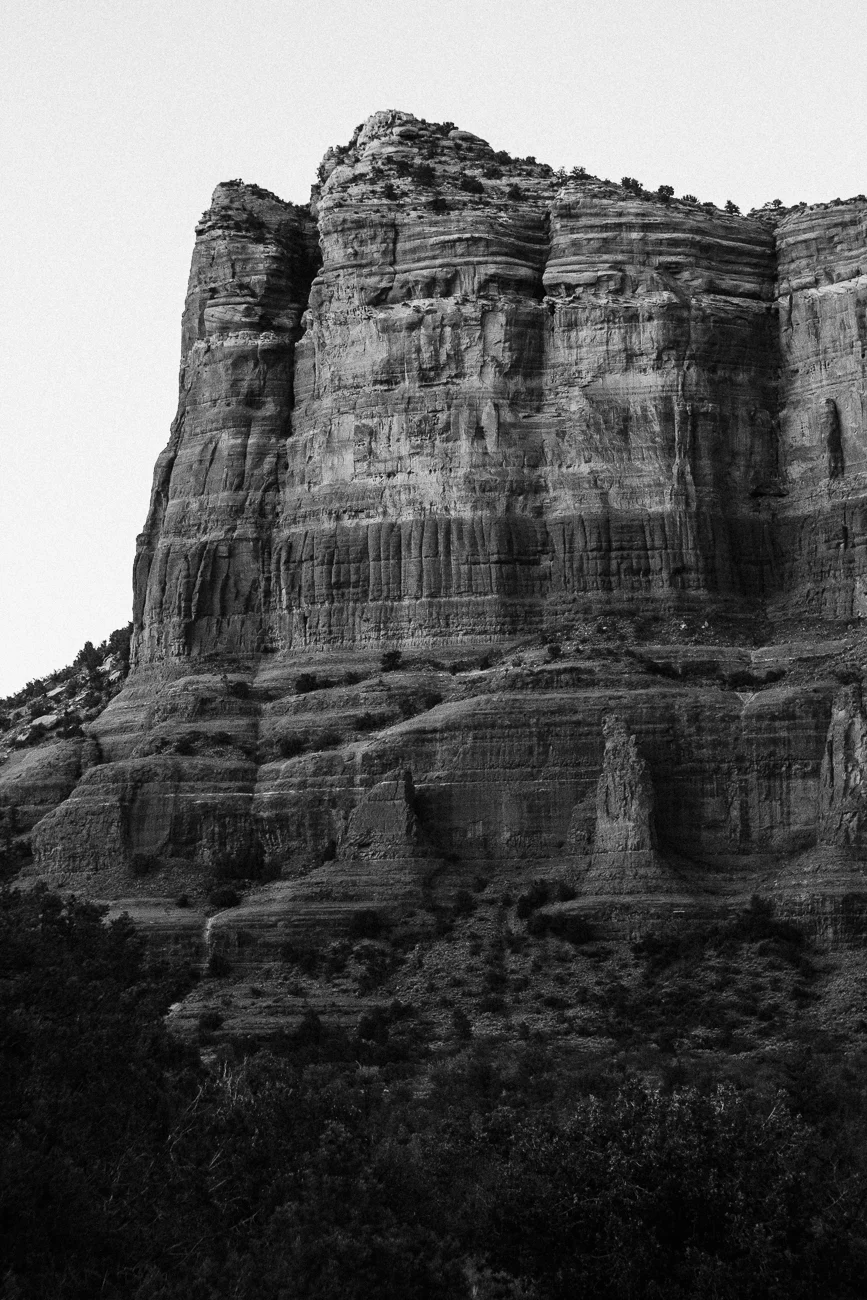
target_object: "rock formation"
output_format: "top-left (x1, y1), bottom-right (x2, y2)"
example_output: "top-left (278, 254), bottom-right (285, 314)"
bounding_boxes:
top-left (5, 110), bottom-right (867, 946)
top-left (339, 768), bottom-right (428, 860)
top-left (132, 113), bottom-right (787, 659)
top-left (580, 714), bottom-right (681, 896)
top-left (818, 685), bottom-right (867, 847)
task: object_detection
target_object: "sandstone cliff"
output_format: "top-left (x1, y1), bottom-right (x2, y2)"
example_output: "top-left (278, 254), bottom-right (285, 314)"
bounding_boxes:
top-left (130, 113), bottom-right (793, 664)
top-left (6, 111), bottom-right (867, 961)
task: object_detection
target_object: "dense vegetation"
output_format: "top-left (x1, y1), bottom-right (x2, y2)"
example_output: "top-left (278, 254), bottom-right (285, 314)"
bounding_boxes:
top-left (3, 886), bottom-right (867, 1298)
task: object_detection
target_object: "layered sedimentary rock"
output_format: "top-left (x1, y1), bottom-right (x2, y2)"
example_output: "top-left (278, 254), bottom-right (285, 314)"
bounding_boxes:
top-left (133, 182), bottom-right (319, 662)
top-left (13, 111), bottom-right (867, 940)
top-left (774, 200), bottom-right (867, 617)
top-left (818, 685), bottom-right (867, 847)
top-left (581, 713), bottom-right (682, 896)
top-left (131, 112), bottom-right (791, 663)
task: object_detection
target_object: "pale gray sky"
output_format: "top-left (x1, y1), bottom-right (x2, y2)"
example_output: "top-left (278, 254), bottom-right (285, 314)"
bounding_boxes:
top-left (2, 0), bottom-right (865, 694)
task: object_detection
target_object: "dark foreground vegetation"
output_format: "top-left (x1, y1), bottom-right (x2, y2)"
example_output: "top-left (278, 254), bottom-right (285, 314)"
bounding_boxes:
top-left (3, 887), bottom-right (867, 1299)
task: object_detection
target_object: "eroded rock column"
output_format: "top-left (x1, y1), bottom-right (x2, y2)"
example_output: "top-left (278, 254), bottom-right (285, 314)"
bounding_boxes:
top-left (818, 684), bottom-right (867, 847)
top-left (582, 714), bottom-right (680, 895)
top-left (133, 181), bottom-right (319, 663)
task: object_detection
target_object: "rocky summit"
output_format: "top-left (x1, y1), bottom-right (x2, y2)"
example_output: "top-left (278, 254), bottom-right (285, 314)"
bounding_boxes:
top-left (6, 109), bottom-right (867, 988)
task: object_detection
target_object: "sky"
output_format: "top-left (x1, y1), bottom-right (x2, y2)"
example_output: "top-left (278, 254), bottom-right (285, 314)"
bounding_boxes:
top-left (2, 0), bottom-right (865, 695)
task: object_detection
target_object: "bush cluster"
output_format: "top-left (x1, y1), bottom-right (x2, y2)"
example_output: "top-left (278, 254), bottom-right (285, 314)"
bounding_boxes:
top-left (5, 886), bottom-right (867, 1298)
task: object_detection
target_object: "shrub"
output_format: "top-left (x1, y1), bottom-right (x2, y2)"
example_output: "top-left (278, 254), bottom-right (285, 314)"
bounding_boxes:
top-left (294, 1008), bottom-right (322, 1045)
top-left (315, 728), bottom-right (341, 750)
top-left (381, 649), bottom-right (403, 672)
top-left (226, 679), bottom-right (250, 699)
top-left (545, 642), bottom-right (562, 661)
top-left (56, 712), bottom-right (84, 738)
top-left (452, 1007), bottom-right (473, 1039)
top-left (621, 176), bottom-right (643, 194)
top-left (348, 908), bottom-right (387, 940)
top-left (280, 941), bottom-right (320, 975)
top-left (657, 184), bottom-right (674, 202)
top-left (413, 162), bottom-right (436, 186)
top-left (74, 640), bottom-right (102, 674)
top-left (208, 886), bottom-right (240, 910)
top-left (357, 1006), bottom-right (391, 1044)
top-left (506, 183), bottom-right (523, 201)
top-left (459, 172), bottom-right (484, 194)
top-left (833, 665), bottom-right (862, 685)
top-left (355, 940), bottom-right (396, 992)
top-left (106, 623), bottom-right (132, 669)
top-left (197, 1010), bottom-right (224, 1034)
top-left (516, 880), bottom-right (551, 919)
top-left (17, 723), bottom-right (47, 748)
top-left (722, 668), bottom-right (785, 690)
top-left (171, 732), bottom-right (200, 756)
top-left (682, 192), bottom-right (698, 203)
top-left (483, 164), bottom-right (503, 179)
top-left (382, 181), bottom-right (397, 200)
top-left (528, 911), bottom-right (595, 944)
top-left (429, 195), bottom-right (448, 212)
top-left (355, 1001), bottom-right (415, 1050)
top-left (277, 733), bottom-right (308, 758)
top-left (453, 889), bottom-right (477, 918)
top-left (206, 952), bottom-right (232, 977)
top-left (176, 894), bottom-right (190, 908)
top-left (355, 711), bottom-right (387, 732)
top-left (725, 199), bottom-right (741, 214)
top-left (295, 673), bottom-right (319, 694)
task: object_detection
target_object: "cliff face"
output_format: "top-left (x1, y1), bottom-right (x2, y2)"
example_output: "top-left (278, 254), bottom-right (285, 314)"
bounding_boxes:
top-left (775, 202), bottom-right (867, 617)
top-left (132, 181), bottom-right (319, 662)
top-left (14, 111), bottom-right (867, 947)
top-left (133, 112), bottom-right (789, 663)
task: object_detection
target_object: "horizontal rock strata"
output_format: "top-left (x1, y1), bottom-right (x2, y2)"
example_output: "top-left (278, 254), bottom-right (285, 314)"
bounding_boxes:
top-left (10, 110), bottom-right (867, 944)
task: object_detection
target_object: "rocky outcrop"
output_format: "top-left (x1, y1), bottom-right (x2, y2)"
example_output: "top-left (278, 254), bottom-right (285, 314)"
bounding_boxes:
top-left (592, 716), bottom-right (658, 855)
top-left (818, 684), bottom-right (867, 847)
top-left (339, 768), bottom-right (428, 859)
top-left (773, 199), bottom-right (867, 618)
top-left (10, 111), bottom-right (867, 942)
top-left (580, 714), bottom-right (683, 896)
top-left (132, 181), bottom-right (320, 663)
top-left (0, 740), bottom-right (88, 835)
top-left (270, 116), bottom-right (785, 647)
top-left (130, 112), bottom-right (795, 667)
top-left (127, 113), bottom-right (867, 662)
